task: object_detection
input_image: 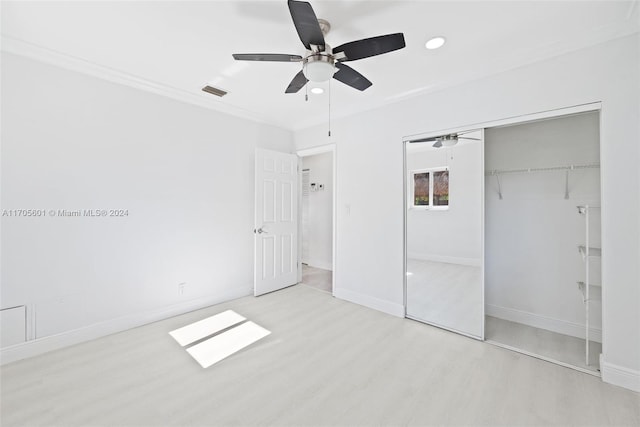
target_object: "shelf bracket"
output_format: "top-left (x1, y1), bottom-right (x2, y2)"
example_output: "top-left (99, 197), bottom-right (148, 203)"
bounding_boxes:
top-left (494, 172), bottom-right (503, 200)
top-left (564, 167), bottom-right (572, 200)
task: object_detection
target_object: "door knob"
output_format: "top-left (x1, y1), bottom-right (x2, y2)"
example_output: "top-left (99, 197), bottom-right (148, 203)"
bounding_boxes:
top-left (255, 228), bottom-right (267, 234)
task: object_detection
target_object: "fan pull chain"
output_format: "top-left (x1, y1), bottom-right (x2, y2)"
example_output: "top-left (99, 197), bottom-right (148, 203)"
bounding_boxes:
top-left (328, 79), bottom-right (332, 138)
top-left (305, 83), bottom-right (309, 102)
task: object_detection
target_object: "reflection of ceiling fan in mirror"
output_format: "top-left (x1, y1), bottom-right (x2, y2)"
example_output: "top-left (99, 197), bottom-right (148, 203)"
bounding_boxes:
top-left (410, 131), bottom-right (481, 148)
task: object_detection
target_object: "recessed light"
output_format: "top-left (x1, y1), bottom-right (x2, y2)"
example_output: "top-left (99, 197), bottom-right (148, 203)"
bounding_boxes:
top-left (425, 36), bottom-right (446, 50)
top-left (310, 87), bottom-right (324, 95)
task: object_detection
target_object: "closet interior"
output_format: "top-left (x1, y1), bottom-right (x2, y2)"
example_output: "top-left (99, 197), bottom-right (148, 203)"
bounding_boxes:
top-left (483, 111), bottom-right (602, 374)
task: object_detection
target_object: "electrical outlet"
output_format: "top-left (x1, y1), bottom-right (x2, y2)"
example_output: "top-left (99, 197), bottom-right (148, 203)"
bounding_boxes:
top-left (178, 282), bottom-right (187, 296)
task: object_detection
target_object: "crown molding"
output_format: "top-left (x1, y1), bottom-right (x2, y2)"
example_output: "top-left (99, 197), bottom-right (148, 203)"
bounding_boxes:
top-left (1, 36), bottom-right (290, 131)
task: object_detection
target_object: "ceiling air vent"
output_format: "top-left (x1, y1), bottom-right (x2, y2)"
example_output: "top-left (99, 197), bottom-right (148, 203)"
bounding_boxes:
top-left (202, 85), bottom-right (228, 97)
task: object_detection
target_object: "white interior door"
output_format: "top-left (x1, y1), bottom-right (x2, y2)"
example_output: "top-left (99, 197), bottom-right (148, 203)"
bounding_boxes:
top-left (254, 148), bottom-right (299, 296)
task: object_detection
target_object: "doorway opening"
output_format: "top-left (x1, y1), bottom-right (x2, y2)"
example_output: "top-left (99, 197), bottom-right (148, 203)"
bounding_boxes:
top-left (298, 145), bottom-right (336, 294)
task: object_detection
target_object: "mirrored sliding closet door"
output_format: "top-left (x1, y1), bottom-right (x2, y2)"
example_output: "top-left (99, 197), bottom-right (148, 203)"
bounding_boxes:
top-left (404, 130), bottom-right (484, 339)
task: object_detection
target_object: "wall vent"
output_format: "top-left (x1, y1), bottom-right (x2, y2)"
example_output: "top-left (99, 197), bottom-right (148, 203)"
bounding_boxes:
top-left (202, 85), bottom-right (228, 97)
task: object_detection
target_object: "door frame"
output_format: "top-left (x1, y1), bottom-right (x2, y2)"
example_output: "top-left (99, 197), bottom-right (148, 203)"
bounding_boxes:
top-left (401, 101), bottom-right (602, 343)
top-left (296, 144), bottom-right (337, 296)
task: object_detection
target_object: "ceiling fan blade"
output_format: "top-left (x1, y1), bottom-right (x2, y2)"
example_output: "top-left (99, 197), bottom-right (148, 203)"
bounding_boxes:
top-left (334, 33), bottom-right (406, 62)
top-left (288, 0), bottom-right (325, 50)
top-left (409, 137), bottom-right (437, 143)
top-left (285, 70), bottom-right (309, 93)
top-left (232, 53), bottom-right (303, 62)
top-left (458, 136), bottom-right (481, 141)
top-left (432, 140), bottom-right (443, 148)
top-left (333, 63), bottom-right (372, 91)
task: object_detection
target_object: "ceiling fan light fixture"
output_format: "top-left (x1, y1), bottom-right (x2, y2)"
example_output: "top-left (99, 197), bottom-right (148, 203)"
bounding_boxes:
top-left (441, 134), bottom-right (458, 147)
top-left (303, 55), bottom-right (335, 82)
top-left (310, 87), bottom-right (324, 94)
top-left (425, 36), bottom-right (446, 50)
top-left (441, 138), bottom-right (457, 147)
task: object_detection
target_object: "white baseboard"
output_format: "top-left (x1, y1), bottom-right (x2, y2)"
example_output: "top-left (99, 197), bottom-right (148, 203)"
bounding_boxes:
top-left (304, 259), bottom-right (333, 271)
top-left (334, 287), bottom-right (404, 318)
top-left (486, 304), bottom-right (602, 343)
top-left (407, 252), bottom-right (481, 267)
top-left (0, 286), bottom-right (252, 365)
top-left (601, 357), bottom-right (640, 392)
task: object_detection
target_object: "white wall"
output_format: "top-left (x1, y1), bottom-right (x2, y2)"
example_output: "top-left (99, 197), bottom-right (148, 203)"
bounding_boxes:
top-left (407, 140), bottom-right (483, 265)
top-left (485, 113), bottom-right (602, 340)
top-left (294, 34), bottom-right (640, 390)
top-left (301, 152), bottom-right (333, 270)
top-left (1, 53), bottom-right (293, 352)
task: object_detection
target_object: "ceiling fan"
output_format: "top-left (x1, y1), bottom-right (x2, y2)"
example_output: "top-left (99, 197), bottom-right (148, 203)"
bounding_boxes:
top-left (410, 132), bottom-right (481, 148)
top-left (232, 0), bottom-right (406, 93)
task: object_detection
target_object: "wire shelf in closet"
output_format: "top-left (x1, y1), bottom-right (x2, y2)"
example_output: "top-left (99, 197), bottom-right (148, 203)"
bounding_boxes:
top-left (485, 163), bottom-right (600, 176)
top-left (576, 205), bottom-right (601, 367)
top-left (486, 164), bottom-right (600, 199)
top-left (577, 281), bottom-right (602, 302)
top-left (578, 245), bottom-right (601, 259)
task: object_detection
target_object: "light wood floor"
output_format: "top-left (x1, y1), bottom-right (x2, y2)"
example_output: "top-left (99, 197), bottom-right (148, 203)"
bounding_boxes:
top-left (301, 264), bottom-right (332, 293)
top-left (486, 316), bottom-right (602, 373)
top-left (2, 285), bottom-right (638, 426)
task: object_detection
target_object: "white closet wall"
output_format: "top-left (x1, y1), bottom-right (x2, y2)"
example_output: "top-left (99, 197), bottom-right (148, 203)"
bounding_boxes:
top-left (485, 112), bottom-right (601, 340)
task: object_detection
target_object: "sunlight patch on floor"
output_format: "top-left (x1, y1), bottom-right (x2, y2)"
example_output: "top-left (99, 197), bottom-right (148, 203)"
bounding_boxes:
top-left (186, 321), bottom-right (271, 368)
top-left (169, 310), bottom-right (271, 368)
top-left (169, 310), bottom-right (246, 347)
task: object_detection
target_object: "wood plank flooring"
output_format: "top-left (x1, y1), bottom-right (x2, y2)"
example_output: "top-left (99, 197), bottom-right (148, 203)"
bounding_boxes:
top-left (301, 264), bottom-right (332, 293)
top-left (486, 315), bottom-right (602, 373)
top-left (1, 285), bottom-right (638, 426)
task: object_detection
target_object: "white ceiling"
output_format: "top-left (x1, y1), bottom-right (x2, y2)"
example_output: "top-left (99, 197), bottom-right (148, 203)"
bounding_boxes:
top-left (2, 1), bottom-right (638, 131)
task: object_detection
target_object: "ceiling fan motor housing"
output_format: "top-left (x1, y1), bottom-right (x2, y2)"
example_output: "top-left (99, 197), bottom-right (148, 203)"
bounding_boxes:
top-left (317, 18), bottom-right (331, 36)
top-left (438, 134), bottom-right (457, 146)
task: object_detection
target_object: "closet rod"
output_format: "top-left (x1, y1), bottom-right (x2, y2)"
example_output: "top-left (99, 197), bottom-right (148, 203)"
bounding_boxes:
top-left (485, 163), bottom-right (600, 176)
